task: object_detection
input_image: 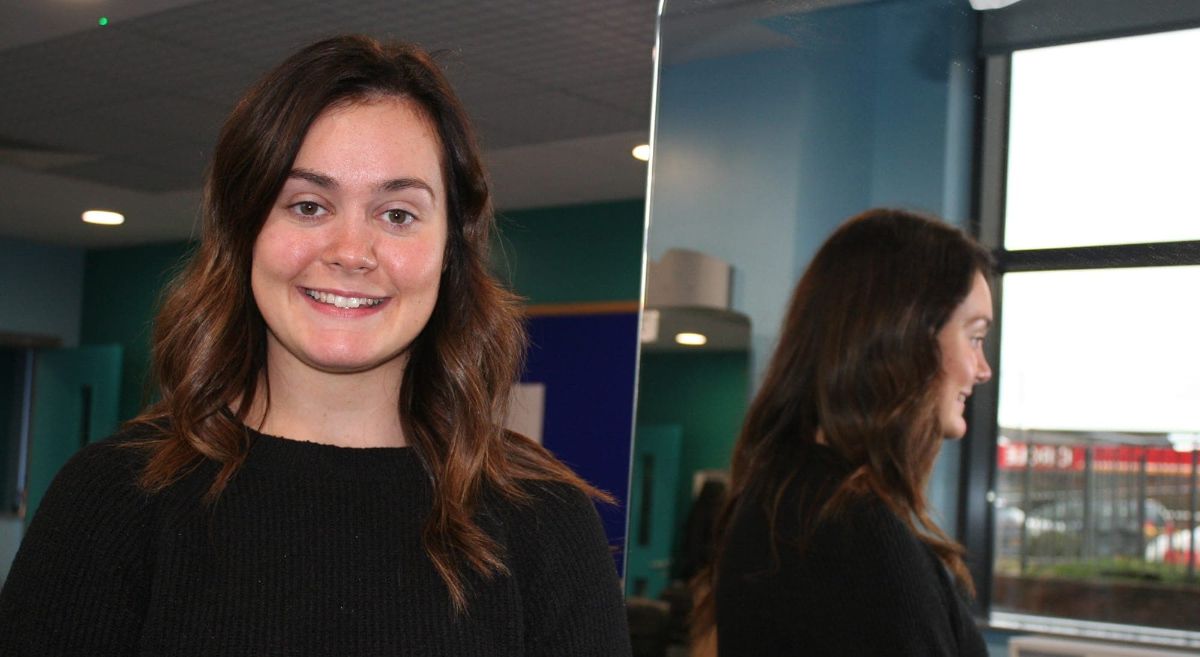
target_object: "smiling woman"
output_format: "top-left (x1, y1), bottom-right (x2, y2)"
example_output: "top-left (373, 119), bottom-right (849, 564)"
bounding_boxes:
top-left (0, 35), bottom-right (631, 656)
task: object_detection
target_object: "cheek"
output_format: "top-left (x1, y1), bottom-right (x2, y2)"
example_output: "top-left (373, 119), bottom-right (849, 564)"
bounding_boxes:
top-left (382, 239), bottom-right (445, 292)
top-left (945, 348), bottom-right (973, 383)
top-left (252, 227), bottom-right (316, 282)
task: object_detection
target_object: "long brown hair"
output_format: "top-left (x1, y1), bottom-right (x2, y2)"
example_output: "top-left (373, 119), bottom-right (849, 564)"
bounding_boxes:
top-left (131, 35), bottom-right (607, 611)
top-left (692, 208), bottom-right (992, 644)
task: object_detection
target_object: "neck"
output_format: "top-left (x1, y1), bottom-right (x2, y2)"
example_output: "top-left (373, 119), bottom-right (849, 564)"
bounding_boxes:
top-left (246, 355), bottom-right (408, 448)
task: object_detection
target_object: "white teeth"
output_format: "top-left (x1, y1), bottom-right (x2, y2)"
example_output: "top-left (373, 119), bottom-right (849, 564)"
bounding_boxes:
top-left (304, 289), bottom-right (382, 309)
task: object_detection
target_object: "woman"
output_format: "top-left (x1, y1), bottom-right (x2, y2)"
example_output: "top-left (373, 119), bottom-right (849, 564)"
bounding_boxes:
top-left (692, 209), bottom-right (993, 656)
top-left (0, 36), bottom-right (631, 656)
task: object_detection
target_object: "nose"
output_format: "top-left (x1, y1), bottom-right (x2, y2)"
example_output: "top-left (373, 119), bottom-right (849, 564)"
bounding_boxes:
top-left (323, 217), bottom-right (377, 272)
top-left (976, 350), bottom-right (992, 384)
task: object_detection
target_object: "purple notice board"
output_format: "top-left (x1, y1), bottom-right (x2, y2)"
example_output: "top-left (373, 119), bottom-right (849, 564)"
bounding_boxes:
top-left (521, 311), bottom-right (639, 574)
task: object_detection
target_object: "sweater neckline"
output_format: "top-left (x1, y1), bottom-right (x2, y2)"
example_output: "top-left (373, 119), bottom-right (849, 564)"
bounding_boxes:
top-left (243, 425), bottom-right (425, 482)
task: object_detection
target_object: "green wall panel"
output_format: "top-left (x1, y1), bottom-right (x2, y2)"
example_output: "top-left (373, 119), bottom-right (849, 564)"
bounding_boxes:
top-left (26, 345), bottom-right (122, 523)
top-left (634, 350), bottom-right (750, 553)
top-left (494, 199), bottom-right (645, 304)
top-left (81, 241), bottom-right (194, 422)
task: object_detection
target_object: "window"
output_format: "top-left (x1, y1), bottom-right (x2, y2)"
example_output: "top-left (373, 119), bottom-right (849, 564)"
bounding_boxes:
top-left (968, 25), bottom-right (1200, 648)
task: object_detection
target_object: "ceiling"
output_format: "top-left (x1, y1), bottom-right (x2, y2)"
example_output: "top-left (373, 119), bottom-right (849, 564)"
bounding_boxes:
top-left (0, 0), bottom-right (657, 248)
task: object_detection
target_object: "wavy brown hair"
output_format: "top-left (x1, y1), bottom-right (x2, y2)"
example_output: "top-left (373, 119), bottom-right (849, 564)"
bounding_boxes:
top-left (130, 35), bottom-right (608, 611)
top-left (691, 208), bottom-right (992, 647)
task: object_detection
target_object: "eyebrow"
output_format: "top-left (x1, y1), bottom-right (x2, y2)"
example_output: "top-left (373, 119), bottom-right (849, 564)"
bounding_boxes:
top-left (288, 168), bottom-right (436, 199)
top-left (970, 316), bottom-right (994, 329)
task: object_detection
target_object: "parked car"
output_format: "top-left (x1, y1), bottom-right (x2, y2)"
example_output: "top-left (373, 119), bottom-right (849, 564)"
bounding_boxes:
top-left (1145, 526), bottom-right (1200, 567)
top-left (1023, 497), bottom-right (1173, 559)
top-left (993, 500), bottom-right (1026, 558)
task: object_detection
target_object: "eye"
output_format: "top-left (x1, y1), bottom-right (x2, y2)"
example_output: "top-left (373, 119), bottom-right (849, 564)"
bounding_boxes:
top-left (383, 208), bottom-right (416, 226)
top-left (289, 201), bottom-right (328, 218)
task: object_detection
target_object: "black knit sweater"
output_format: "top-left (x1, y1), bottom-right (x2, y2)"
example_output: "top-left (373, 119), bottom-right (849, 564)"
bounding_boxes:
top-left (0, 427), bottom-right (632, 656)
top-left (715, 445), bottom-right (987, 657)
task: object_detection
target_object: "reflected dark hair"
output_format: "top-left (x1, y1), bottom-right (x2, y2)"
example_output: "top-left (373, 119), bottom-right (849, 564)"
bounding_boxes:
top-left (131, 35), bottom-right (608, 611)
top-left (692, 208), bottom-right (993, 643)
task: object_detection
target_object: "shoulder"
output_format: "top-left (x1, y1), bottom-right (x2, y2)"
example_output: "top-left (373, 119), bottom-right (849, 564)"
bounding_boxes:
top-left (24, 425), bottom-right (160, 543)
top-left (0, 427), bottom-right (159, 650)
top-left (43, 425), bottom-right (158, 501)
top-left (797, 493), bottom-right (939, 587)
top-left (499, 480), bottom-right (610, 558)
top-left (488, 479), bottom-right (618, 595)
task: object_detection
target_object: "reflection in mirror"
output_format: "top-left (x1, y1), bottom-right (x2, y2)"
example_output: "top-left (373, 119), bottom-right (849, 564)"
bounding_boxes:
top-left (632, 0), bottom-right (1200, 654)
top-left (631, 0), bottom-right (978, 651)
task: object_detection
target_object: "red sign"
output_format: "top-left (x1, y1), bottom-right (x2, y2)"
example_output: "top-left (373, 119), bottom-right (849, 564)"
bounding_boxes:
top-left (998, 443), bottom-right (1196, 475)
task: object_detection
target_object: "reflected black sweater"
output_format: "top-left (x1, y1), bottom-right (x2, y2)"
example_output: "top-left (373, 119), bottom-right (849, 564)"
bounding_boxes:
top-left (715, 445), bottom-right (988, 657)
top-left (0, 428), bottom-right (632, 656)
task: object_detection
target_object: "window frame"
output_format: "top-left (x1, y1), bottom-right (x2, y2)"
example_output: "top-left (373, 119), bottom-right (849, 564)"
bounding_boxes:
top-left (959, 33), bottom-right (1200, 647)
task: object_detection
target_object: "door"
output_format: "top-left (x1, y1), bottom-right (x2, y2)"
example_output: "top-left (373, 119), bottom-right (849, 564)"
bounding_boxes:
top-left (24, 344), bottom-right (122, 524)
top-left (625, 423), bottom-right (682, 600)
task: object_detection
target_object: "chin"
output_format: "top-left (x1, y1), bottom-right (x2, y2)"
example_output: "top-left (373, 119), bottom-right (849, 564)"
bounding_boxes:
top-left (302, 347), bottom-right (404, 374)
top-left (942, 422), bottom-right (968, 440)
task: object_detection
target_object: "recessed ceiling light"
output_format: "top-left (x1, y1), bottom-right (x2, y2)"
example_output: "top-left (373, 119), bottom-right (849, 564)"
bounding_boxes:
top-left (82, 210), bottom-right (125, 226)
top-left (631, 144), bottom-right (651, 161)
top-left (675, 332), bottom-right (707, 346)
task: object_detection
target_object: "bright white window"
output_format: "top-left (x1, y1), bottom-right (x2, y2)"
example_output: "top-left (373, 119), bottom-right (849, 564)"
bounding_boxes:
top-left (1005, 27), bottom-right (1200, 251)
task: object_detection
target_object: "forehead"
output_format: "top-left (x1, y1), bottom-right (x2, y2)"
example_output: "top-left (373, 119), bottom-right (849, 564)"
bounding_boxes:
top-left (956, 271), bottom-right (994, 319)
top-left (297, 98), bottom-right (445, 181)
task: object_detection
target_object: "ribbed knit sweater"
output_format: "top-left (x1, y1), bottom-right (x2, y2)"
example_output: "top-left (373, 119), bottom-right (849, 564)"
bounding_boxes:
top-left (715, 444), bottom-right (987, 657)
top-left (0, 427), bottom-right (632, 656)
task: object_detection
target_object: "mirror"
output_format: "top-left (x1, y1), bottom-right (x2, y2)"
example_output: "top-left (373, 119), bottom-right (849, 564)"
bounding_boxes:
top-left (628, 0), bottom-right (978, 604)
top-left (629, 0), bottom-right (1200, 652)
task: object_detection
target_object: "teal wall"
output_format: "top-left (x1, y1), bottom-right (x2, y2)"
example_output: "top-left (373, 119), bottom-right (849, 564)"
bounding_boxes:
top-left (635, 351), bottom-right (750, 549)
top-left (80, 241), bottom-right (194, 422)
top-left (0, 237), bottom-right (85, 346)
top-left (0, 236), bottom-right (86, 582)
top-left (494, 199), bottom-right (645, 304)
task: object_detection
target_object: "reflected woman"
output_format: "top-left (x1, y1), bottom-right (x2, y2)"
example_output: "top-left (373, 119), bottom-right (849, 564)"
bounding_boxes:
top-left (692, 209), bottom-right (992, 656)
top-left (0, 35), bottom-right (630, 656)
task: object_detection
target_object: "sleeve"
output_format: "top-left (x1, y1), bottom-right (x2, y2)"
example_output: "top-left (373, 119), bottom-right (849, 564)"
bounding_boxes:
top-left (508, 482), bottom-right (633, 657)
top-left (0, 439), bottom-right (154, 656)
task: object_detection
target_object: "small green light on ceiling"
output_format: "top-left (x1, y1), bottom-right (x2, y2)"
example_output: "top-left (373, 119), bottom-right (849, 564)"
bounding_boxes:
top-left (98, 17), bottom-right (110, 27)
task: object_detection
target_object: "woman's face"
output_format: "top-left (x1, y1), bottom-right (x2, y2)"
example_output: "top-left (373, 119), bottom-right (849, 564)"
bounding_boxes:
top-left (250, 98), bottom-right (448, 379)
top-left (935, 271), bottom-right (994, 439)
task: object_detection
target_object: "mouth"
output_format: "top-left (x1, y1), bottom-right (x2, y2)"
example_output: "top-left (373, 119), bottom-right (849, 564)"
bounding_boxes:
top-left (957, 391), bottom-right (970, 403)
top-left (302, 288), bottom-right (385, 309)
